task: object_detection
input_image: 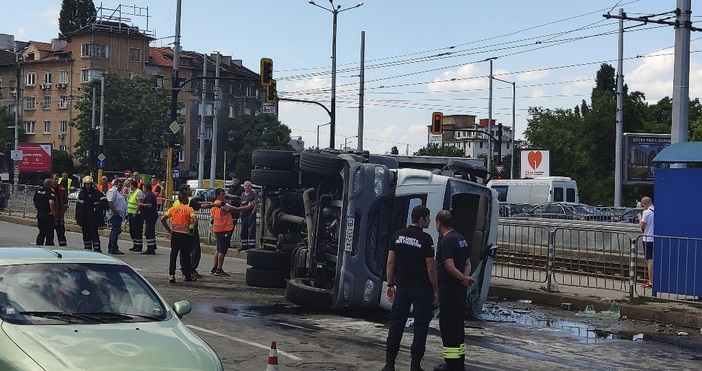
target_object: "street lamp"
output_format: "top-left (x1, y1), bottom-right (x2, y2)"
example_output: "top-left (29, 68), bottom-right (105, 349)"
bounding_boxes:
top-left (317, 121), bottom-right (331, 149)
top-left (308, 0), bottom-right (364, 149)
top-left (343, 135), bottom-right (357, 151)
top-left (491, 77), bottom-right (516, 179)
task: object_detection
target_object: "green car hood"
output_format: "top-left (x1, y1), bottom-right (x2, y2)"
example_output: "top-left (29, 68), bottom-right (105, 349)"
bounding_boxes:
top-left (1, 318), bottom-right (220, 370)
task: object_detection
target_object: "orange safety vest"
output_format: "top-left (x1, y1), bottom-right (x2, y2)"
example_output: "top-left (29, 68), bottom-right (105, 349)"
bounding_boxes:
top-left (97, 183), bottom-right (112, 193)
top-left (211, 200), bottom-right (234, 232)
top-left (166, 204), bottom-right (194, 234)
top-left (151, 184), bottom-right (163, 205)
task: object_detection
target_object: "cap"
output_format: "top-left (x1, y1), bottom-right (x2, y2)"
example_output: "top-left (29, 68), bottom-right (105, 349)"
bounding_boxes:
top-left (82, 176), bottom-right (94, 184)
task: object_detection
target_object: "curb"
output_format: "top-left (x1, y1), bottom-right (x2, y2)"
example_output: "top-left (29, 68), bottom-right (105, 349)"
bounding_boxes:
top-left (489, 285), bottom-right (702, 329)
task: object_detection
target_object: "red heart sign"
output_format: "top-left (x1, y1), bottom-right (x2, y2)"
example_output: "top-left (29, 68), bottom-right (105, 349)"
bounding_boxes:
top-left (528, 151), bottom-right (542, 170)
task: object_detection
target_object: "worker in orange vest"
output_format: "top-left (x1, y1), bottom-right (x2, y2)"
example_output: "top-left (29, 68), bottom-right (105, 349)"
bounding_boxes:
top-left (209, 188), bottom-right (256, 276)
top-left (150, 176), bottom-right (163, 211)
top-left (97, 175), bottom-right (112, 193)
top-left (161, 192), bottom-right (198, 283)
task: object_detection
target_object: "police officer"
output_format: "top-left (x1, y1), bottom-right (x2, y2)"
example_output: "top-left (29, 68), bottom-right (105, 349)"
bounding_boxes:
top-left (33, 178), bottom-right (56, 245)
top-left (382, 205), bottom-right (439, 371)
top-left (434, 210), bottom-right (473, 371)
top-left (75, 176), bottom-right (108, 252)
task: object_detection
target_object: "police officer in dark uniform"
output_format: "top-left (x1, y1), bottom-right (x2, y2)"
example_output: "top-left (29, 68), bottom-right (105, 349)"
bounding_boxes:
top-left (33, 178), bottom-right (56, 245)
top-left (434, 210), bottom-right (473, 371)
top-left (382, 205), bottom-right (439, 371)
top-left (75, 176), bottom-right (108, 252)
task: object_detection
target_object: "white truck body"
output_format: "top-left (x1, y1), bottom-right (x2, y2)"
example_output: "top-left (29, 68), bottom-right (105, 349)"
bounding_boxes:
top-left (488, 176), bottom-right (579, 204)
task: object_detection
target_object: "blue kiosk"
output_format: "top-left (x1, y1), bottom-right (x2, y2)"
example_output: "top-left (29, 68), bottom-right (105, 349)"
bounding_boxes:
top-left (651, 141), bottom-right (702, 299)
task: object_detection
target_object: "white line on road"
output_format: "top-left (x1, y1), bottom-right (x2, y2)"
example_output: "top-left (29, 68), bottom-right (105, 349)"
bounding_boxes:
top-left (187, 325), bottom-right (303, 361)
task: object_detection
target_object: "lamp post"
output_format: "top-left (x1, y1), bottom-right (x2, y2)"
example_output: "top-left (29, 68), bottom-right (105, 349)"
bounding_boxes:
top-left (308, 0), bottom-right (363, 149)
top-left (492, 77), bottom-right (516, 179)
top-left (317, 121), bottom-right (331, 149)
top-left (343, 135), bottom-right (357, 151)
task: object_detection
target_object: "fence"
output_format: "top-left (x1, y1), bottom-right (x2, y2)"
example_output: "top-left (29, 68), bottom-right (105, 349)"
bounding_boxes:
top-left (494, 219), bottom-right (702, 303)
top-left (0, 184), bottom-right (244, 245)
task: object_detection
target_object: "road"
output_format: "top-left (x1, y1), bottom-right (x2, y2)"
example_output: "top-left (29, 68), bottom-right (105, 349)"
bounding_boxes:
top-left (2, 220), bottom-right (702, 370)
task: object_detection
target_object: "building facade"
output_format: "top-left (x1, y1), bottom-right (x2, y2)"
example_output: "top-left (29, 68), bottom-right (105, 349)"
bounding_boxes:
top-left (429, 114), bottom-right (514, 162)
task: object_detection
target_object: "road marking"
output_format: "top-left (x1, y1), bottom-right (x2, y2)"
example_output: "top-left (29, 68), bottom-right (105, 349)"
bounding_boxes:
top-left (187, 325), bottom-right (303, 361)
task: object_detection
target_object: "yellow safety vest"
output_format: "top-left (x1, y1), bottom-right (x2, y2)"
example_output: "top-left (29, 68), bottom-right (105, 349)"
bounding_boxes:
top-left (127, 189), bottom-right (143, 214)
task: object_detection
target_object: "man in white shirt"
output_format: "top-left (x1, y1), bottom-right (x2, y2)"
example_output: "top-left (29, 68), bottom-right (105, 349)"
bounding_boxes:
top-left (106, 178), bottom-right (127, 255)
top-left (638, 196), bottom-right (655, 288)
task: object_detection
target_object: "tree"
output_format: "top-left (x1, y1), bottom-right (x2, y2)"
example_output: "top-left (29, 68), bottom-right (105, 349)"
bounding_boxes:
top-left (59, 0), bottom-right (96, 41)
top-left (71, 73), bottom-right (171, 175)
top-left (413, 143), bottom-right (464, 157)
top-left (390, 146), bottom-right (399, 155)
top-left (51, 149), bottom-right (74, 175)
top-left (224, 114), bottom-right (293, 180)
top-left (0, 107), bottom-right (20, 152)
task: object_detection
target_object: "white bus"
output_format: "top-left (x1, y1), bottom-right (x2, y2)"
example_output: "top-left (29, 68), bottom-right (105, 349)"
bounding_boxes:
top-left (487, 176), bottom-right (579, 204)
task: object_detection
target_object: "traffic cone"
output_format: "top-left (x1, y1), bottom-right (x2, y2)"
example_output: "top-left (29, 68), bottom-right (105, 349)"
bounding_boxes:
top-left (266, 341), bottom-right (279, 370)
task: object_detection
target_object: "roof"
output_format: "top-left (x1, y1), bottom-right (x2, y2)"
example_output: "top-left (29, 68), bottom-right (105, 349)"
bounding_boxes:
top-left (31, 41), bottom-right (53, 52)
top-left (652, 141), bottom-right (702, 163)
top-left (0, 247), bottom-right (122, 265)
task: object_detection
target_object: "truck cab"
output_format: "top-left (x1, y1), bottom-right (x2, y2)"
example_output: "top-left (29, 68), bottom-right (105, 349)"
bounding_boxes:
top-left (248, 150), bottom-right (498, 312)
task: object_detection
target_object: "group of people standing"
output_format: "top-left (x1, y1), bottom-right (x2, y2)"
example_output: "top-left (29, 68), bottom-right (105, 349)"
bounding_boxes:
top-left (32, 172), bottom-right (73, 247)
top-left (382, 206), bottom-right (474, 371)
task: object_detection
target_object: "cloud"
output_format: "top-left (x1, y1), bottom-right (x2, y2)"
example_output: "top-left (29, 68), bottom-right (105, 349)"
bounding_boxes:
top-left (561, 77), bottom-right (594, 97)
top-left (429, 64), bottom-right (486, 92)
top-left (518, 69), bottom-right (550, 82)
top-left (531, 88), bottom-right (545, 100)
top-left (40, 7), bottom-right (60, 26)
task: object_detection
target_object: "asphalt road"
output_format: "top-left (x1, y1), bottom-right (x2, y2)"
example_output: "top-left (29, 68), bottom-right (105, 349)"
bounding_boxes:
top-left (2, 221), bottom-right (702, 370)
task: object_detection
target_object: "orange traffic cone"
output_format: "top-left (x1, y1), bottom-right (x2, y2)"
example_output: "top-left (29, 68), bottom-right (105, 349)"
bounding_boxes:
top-left (266, 341), bottom-right (279, 370)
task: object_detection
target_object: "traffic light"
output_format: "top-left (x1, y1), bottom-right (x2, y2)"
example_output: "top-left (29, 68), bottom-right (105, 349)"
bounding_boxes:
top-left (260, 58), bottom-right (273, 87)
top-left (431, 112), bottom-right (443, 134)
top-left (265, 80), bottom-right (277, 104)
top-left (172, 143), bottom-right (181, 165)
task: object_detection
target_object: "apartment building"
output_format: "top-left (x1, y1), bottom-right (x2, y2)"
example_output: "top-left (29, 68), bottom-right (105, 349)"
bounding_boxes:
top-left (429, 114), bottom-right (514, 161)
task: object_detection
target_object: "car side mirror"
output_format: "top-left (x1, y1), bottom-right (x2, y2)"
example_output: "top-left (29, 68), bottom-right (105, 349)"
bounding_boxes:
top-left (172, 300), bottom-right (192, 318)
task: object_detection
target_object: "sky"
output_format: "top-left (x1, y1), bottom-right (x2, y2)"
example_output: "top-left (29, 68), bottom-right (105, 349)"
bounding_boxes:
top-left (4, 0), bottom-right (702, 155)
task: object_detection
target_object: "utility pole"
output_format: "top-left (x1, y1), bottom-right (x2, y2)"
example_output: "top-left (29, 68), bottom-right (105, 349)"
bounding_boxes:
top-left (357, 31), bottom-right (365, 152)
top-left (197, 54), bottom-right (207, 189)
top-left (614, 8), bottom-right (625, 207)
top-left (166, 0), bottom-right (182, 200)
top-left (487, 58), bottom-right (494, 174)
top-left (13, 42), bottom-right (20, 192)
top-left (97, 75), bottom-right (105, 182)
top-left (209, 52), bottom-right (220, 188)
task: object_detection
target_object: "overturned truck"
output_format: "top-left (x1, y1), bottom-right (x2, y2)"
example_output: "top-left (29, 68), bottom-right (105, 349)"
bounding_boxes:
top-left (245, 149), bottom-right (498, 312)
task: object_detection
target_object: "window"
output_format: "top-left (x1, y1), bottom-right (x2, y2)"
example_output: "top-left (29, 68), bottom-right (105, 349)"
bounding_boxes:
top-left (177, 149), bottom-right (184, 163)
top-left (129, 48), bottom-right (141, 62)
top-left (43, 121), bottom-right (51, 134)
top-left (229, 106), bottom-right (236, 118)
top-left (59, 145), bottom-right (68, 151)
top-left (26, 73), bottom-right (36, 86)
top-left (59, 96), bottom-right (68, 109)
top-left (128, 72), bottom-right (138, 80)
top-left (59, 70), bottom-right (69, 84)
top-left (479, 142), bottom-right (483, 149)
top-left (81, 43), bottom-right (108, 58)
top-left (24, 121), bottom-right (35, 134)
top-left (566, 188), bottom-right (576, 203)
top-left (197, 124), bottom-right (213, 140)
top-left (177, 103), bottom-right (186, 115)
top-left (553, 187), bottom-right (564, 202)
top-left (153, 76), bottom-right (164, 88)
top-left (25, 97), bottom-right (36, 110)
top-left (43, 96), bottom-right (51, 109)
top-left (81, 69), bottom-right (105, 82)
top-left (199, 103), bottom-right (214, 116)
top-left (59, 120), bottom-right (68, 133)
top-left (44, 72), bottom-right (52, 84)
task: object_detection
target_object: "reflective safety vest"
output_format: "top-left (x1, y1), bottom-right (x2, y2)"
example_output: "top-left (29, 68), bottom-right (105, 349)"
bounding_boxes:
top-left (127, 189), bottom-right (143, 214)
top-left (152, 184), bottom-right (163, 205)
top-left (211, 200), bottom-right (234, 232)
top-left (173, 197), bottom-right (195, 229)
top-left (167, 204), bottom-right (194, 234)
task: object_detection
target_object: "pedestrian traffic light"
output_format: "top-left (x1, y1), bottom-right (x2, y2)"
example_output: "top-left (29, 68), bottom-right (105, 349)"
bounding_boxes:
top-left (431, 112), bottom-right (443, 134)
top-left (265, 80), bottom-right (277, 104)
top-left (260, 58), bottom-right (273, 87)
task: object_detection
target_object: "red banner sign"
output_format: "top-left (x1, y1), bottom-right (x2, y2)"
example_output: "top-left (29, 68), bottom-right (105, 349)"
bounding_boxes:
top-left (17, 143), bottom-right (52, 172)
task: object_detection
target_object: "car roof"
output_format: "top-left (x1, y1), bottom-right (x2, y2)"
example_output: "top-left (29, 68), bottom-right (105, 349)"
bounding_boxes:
top-left (0, 247), bottom-right (124, 266)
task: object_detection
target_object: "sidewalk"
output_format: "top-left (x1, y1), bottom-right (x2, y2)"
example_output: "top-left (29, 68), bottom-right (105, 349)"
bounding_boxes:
top-left (2, 214), bottom-right (701, 330)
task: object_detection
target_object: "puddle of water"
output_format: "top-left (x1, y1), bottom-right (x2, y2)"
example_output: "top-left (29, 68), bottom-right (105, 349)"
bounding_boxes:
top-left (480, 302), bottom-right (651, 343)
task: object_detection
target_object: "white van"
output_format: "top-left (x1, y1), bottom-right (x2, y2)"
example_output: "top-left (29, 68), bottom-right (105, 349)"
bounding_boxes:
top-left (487, 176), bottom-right (579, 204)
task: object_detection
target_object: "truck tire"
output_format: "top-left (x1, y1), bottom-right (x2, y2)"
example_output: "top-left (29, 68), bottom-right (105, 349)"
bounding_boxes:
top-left (245, 268), bottom-right (288, 288)
top-left (300, 151), bottom-right (345, 177)
top-left (250, 169), bottom-right (299, 189)
top-left (285, 278), bottom-right (333, 311)
top-left (246, 248), bottom-right (291, 271)
top-left (251, 150), bottom-right (296, 170)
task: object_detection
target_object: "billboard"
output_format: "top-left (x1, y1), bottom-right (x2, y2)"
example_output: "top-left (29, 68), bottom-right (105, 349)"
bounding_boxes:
top-left (624, 133), bottom-right (670, 184)
top-left (17, 143), bottom-right (52, 172)
top-left (520, 149), bottom-right (550, 178)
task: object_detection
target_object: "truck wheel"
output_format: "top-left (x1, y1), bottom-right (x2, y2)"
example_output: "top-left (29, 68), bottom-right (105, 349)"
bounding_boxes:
top-left (250, 169), bottom-right (299, 189)
top-left (300, 152), bottom-right (345, 177)
top-left (285, 278), bottom-right (333, 311)
top-left (246, 249), bottom-right (291, 271)
top-left (251, 150), bottom-right (296, 170)
top-left (245, 268), bottom-right (288, 288)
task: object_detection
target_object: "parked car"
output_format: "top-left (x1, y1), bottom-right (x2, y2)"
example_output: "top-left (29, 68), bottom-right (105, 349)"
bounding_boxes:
top-left (499, 202), bottom-right (532, 217)
top-left (191, 188), bottom-right (216, 202)
top-left (515, 202), bottom-right (606, 221)
top-left (619, 207), bottom-right (644, 224)
top-left (0, 247), bottom-right (223, 370)
top-left (596, 206), bottom-right (631, 222)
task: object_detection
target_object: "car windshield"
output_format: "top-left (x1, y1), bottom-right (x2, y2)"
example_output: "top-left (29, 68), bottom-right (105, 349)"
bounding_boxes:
top-left (0, 263), bottom-right (167, 325)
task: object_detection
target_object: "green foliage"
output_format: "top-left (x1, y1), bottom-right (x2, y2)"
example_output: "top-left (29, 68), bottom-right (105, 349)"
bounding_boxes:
top-left (390, 146), bottom-right (399, 155)
top-left (224, 114), bottom-right (293, 180)
top-left (413, 143), bottom-right (464, 157)
top-left (71, 73), bottom-right (171, 176)
top-left (0, 107), bottom-right (22, 152)
top-left (59, 0), bottom-right (96, 41)
top-left (51, 150), bottom-right (74, 175)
